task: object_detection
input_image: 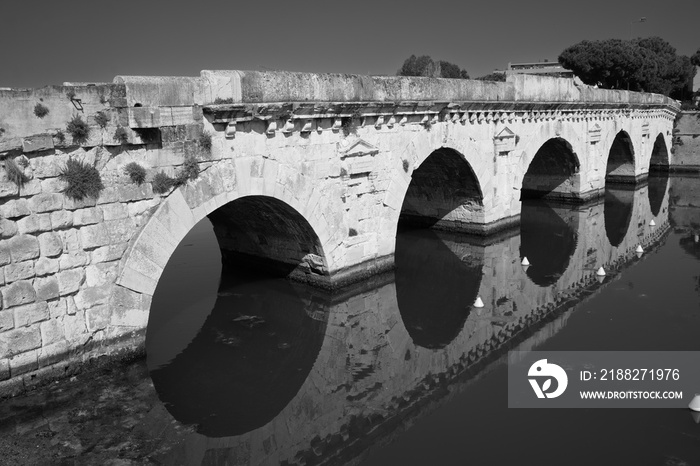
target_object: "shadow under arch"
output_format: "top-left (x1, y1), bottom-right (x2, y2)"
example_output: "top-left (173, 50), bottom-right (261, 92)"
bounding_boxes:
top-left (208, 195), bottom-right (329, 285)
top-left (604, 186), bottom-right (635, 247)
top-left (650, 133), bottom-right (670, 173)
top-left (149, 271), bottom-right (329, 438)
top-left (394, 227), bottom-right (483, 349)
top-left (647, 134), bottom-right (670, 217)
top-left (521, 138), bottom-right (581, 201)
top-left (605, 131), bottom-right (636, 184)
top-left (520, 200), bottom-right (578, 287)
top-left (399, 147), bottom-right (484, 231)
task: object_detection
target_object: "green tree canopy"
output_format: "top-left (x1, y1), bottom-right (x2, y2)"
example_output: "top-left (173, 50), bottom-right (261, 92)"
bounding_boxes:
top-left (558, 37), bottom-right (696, 97)
top-left (691, 49), bottom-right (700, 67)
top-left (397, 55), bottom-right (469, 79)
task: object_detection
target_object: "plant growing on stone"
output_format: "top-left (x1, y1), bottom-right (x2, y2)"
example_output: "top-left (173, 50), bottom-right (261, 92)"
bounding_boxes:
top-left (4, 157), bottom-right (30, 187)
top-left (66, 115), bottom-right (90, 144)
top-left (59, 158), bottom-right (104, 200)
top-left (198, 131), bottom-right (212, 152)
top-left (152, 171), bottom-right (175, 194)
top-left (54, 130), bottom-right (66, 145)
top-left (114, 126), bottom-right (129, 145)
top-left (213, 97), bottom-right (234, 104)
top-left (124, 162), bottom-right (146, 185)
top-left (34, 103), bottom-right (50, 118)
top-left (174, 154), bottom-right (199, 186)
top-left (94, 111), bottom-right (110, 129)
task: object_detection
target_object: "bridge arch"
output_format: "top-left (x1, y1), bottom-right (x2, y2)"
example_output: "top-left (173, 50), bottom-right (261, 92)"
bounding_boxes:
top-left (649, 133), bottom-right (670, 173)
top-left (521, 137), bottom-right (581, 201)
top-left (398, 146), bottom-right (485, 231)
top-left (109, 159), bottom-right (336, 333)
top-left (605, 131), bottom-right (636, 184)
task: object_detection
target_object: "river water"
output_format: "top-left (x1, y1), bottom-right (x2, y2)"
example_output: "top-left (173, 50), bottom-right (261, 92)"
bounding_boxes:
top-left (1, 175), bottom-right (699, 466)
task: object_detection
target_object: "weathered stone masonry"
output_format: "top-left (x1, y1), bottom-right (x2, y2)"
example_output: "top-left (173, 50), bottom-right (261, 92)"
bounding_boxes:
top-left (0, 71), bottom-right (678, 395)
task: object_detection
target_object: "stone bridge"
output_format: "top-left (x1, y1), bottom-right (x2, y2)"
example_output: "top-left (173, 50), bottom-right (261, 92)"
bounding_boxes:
top-left (121, 182), bottom-right (671, 464)
top-left (0, 70), bottom-right (678, 393)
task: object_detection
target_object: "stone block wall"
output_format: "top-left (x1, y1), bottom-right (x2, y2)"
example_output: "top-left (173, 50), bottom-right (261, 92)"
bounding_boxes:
top-left (672, 112), bottom-right (700, 171)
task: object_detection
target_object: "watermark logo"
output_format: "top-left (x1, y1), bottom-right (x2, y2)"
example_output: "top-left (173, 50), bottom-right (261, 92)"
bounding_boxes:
top-left (528, 359), bottom-right (568, 399)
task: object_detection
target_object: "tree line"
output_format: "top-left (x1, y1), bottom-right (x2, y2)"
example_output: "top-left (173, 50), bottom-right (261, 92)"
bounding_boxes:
top-left (558, 37), bottom-right (697, 99)
top-left (397, 38), bottom-right (698, 99)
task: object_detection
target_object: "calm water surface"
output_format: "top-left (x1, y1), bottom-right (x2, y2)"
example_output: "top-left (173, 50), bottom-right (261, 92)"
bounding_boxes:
top-left (2, 175), bottom-right (699, 465)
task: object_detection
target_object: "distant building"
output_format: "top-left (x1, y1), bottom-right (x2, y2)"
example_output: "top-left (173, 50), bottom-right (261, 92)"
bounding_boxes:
top-left (504, 61), bottom-right (574, 78)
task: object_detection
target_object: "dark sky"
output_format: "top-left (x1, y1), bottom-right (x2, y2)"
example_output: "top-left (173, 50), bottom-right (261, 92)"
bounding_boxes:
top-left (2, 0), bottom-right (698, 88)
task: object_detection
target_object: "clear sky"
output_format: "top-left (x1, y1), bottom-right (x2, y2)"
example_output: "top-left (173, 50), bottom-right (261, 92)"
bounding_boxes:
top-left (2, 0), bottom-right (698, 88)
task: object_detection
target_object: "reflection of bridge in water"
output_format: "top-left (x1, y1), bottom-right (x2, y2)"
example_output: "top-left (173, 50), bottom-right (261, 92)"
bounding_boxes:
top-left (144, 177), bottom-right (671, 464)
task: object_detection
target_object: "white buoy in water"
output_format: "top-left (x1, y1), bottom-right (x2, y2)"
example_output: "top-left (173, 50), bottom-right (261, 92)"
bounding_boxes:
top-left (596, 267), bottom-right (606, 277)
top-left (689, 394), bottom-right (700, 412)
top-left (635, 245), bottom-right (644, 254)
top-left (521, 257), bottom-right (530, 266)
top-left (473, 297), bottom-right (485, 308)
top-left (649, 219), bottom-right (656, 226)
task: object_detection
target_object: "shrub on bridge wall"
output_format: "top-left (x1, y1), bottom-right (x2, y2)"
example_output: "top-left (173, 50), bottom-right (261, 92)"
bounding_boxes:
top-left (33, 103), bottom-right (49, 119)
top-left (151, 154), bottom-right (200, 194)
top-left (54, 130), bottom-right (66, 145)
top-left (94, 111), bottom-right (110, 129)
top-left (175, 154), bottom-right (199, 185)
top-left (123, 162), bottom-right (146, 185)
top-left (59, 158), bottom-right (104, 200)
top-left (152, 171), bottom-right (175, 194)
top-left (198, 132), bottom-right (212, 152)
top-left (3, 157), bottom-right (30, 187)
top-left (66, 115), bottom-right (90, 145)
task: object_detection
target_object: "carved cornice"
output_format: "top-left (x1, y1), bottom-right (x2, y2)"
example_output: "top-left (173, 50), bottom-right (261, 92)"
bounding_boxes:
top-left (201, 101), bottom-right (678, 136)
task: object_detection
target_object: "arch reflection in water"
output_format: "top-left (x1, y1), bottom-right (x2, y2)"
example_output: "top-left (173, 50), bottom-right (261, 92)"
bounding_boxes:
top-left (520, 200), bottom-right (578, 287)
top-left (149, 271), bottom-right (328, 438)
top-left (146, 215), bottom-right (329, 438)
top-left (604, 186), bottom-right (634, 247)
top-left (648, 172), bottom-right (670, 218)
top-left (394, 227), bottom-right (483, 349)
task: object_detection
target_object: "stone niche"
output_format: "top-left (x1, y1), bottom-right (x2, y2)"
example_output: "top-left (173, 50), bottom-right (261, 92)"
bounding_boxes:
top-left (494, 127), bottom-right (516, 155)
top-left (338, 137), bottom-right (379, 176)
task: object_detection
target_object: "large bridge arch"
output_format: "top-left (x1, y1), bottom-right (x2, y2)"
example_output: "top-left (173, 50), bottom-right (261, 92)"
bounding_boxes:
top-left (398, 146), bottom-right (485, 231)
top-left (605, 130), bottom-right (636, 184)
top-left (520, 137), bottom-right (582, 201)
top-left (108, 158), bottom-right (339, 336)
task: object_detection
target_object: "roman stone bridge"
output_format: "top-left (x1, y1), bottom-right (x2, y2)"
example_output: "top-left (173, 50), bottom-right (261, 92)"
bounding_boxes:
top-left (0, 70), bottom-right (678, 394)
